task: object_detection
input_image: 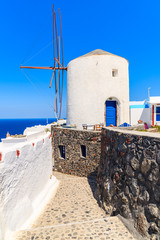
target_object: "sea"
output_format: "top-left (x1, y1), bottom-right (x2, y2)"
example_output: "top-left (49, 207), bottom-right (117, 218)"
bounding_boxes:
top-left (0, 118), bottom-right (57, 142)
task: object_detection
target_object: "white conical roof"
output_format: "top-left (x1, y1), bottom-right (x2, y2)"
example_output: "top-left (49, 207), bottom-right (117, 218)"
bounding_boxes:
top-left (78, 49), bottom-right (128, 62)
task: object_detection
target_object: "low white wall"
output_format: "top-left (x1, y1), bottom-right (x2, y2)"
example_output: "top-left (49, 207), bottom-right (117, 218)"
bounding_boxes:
top-left (130, 108), bottom-right (150, 126)
top-left (0, 132), bottom-right (58, 240)
top-left (23, 123), bottom-right (53, 135)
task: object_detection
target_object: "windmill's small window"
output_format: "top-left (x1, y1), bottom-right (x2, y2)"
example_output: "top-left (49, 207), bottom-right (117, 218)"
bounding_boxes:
top-left (59, 145), bottom-right (65, 159)
top-left (81, 145), bottom-right (86, 158)
top-left (112, 69), bottom-right (118, 77)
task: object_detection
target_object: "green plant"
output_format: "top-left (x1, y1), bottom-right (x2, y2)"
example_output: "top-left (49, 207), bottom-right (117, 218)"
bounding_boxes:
top-left (151, 125), bottom-right (160, 132)
top-left (136, 129), bottom-right (147, 132)
top-left (156, 125), bottom-right (160, 132)
top-left (45, 128), bottom-right (51, 133)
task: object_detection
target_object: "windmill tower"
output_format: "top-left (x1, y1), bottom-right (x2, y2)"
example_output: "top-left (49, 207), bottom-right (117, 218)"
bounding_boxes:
top-left (67, 49), bottom-right (129, 129)
top-left (20, 5), bottom-right (66, 119)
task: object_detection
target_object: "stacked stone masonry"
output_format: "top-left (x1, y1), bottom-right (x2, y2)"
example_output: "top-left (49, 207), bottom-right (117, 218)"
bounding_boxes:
top-left (97, 128), bottom-right (160, 239)
top-left (52, 127), bottom-right (101, 177)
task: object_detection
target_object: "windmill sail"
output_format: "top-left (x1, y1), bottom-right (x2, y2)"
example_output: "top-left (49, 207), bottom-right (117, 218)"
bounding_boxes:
top-left (20, 5), bottom-right (67, 119)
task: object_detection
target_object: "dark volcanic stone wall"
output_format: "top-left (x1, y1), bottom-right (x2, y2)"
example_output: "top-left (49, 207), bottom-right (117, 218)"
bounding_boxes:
top-left (97, 128), bottom-right (160, 239)
top-left (52, 127), bottom-right (101, 177)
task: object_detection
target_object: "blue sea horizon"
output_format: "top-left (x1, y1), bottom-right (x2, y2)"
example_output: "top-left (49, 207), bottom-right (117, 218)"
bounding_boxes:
top-left (0, 118), bottom-right (57, 141)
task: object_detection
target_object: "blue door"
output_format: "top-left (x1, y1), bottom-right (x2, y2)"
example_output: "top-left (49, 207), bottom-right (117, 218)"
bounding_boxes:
top-left (106, 101), bottom-right (116, 126)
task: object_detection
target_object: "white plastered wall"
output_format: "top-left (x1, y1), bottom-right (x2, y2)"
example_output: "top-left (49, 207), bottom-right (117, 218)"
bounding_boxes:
top-left (67, 54), bottom-right (129, 129)
top-left (0, 132), bottom-right (59, 240)
top-left (130, 108), bottom-right (150, 126)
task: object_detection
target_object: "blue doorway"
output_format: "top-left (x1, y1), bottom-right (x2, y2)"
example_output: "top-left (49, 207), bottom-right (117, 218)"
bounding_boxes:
top-left (106, 101), bottom-right (117, 126)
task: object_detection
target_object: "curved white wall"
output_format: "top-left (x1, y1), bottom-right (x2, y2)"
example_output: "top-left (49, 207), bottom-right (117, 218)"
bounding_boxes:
top-left (0, 132), bottom-right (59, 240)
top-left (67, 54), bottom-right (129, 129)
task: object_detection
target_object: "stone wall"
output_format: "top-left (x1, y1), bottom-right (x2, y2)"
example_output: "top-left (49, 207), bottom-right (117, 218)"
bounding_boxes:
top-left (97, 127), bottom-right (160, 239)
top-left (52, 127), bottom-right (101, 177)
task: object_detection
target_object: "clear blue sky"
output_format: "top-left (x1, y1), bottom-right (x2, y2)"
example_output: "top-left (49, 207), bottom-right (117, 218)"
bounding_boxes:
top-left (0, 0), bottom-right (160, 119)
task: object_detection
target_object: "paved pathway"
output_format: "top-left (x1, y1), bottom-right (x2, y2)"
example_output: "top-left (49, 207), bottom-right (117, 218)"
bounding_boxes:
top-left (15, 172), bottom-right (135, 240)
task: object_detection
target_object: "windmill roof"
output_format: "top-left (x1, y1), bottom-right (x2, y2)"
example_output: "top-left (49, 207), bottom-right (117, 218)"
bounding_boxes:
top-left (78, 49), bottom-right (128, 62)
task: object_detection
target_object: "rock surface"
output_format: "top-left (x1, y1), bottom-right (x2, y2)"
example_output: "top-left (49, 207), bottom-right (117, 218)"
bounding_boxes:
top-left (97, 128), bottom-right (160, 239)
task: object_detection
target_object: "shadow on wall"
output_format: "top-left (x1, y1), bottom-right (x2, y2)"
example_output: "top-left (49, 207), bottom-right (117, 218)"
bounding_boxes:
top-left (140, 109), bottom-right (150, 127)
top-left (87, 171), bottom-right (99, 203)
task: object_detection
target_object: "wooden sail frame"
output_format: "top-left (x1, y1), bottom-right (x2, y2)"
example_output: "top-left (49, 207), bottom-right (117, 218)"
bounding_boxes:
top-left (20, 5), bottom-right (67, 118)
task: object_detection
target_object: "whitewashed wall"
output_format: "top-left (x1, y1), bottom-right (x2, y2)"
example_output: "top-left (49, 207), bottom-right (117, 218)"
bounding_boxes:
top-left (23, 123), bottom-right (53, 135)
top-left (129, 101), bottom-right (151, 127)
top-left (0, 132), bottom-right (58, 240)
top-left (67, 51), bottom-right (129, 129)
top-left (130, 108), bottom-right (150, 126)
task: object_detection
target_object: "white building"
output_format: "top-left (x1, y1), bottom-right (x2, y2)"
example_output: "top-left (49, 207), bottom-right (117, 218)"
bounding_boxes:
top-left (67, 49), bottom-right (129, 129)
top-left (130, 97), bottom-right (160, 127)
top-left (129, 100), bottom-right (150, 126)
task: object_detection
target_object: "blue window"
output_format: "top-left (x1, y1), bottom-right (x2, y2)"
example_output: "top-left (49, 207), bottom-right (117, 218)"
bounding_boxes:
top-left (156, 107), bottom-right (160, 121)
top-left (156, 107), bottom-right (160, 114)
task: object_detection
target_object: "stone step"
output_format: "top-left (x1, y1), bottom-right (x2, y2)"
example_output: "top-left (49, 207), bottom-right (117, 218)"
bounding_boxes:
top-left (14, 172), bottom-right (136, 239)
top-left (15, 216), bottom-right (135, 240)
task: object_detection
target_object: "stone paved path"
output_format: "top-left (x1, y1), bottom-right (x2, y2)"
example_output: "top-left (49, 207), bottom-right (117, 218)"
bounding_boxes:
top-left (15, 172), bottom-right (135, 240)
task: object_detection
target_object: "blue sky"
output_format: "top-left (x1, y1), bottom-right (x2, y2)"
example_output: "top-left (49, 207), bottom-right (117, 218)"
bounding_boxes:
top-left (0, 0), bottom-right (160, 118)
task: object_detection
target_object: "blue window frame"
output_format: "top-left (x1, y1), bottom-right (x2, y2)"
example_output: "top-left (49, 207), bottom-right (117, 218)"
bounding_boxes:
top-left (156, 107), bottom-right (160, 121)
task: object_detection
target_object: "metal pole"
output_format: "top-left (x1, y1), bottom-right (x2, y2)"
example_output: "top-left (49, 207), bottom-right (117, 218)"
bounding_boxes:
top-left (53, 5), bottom-right (55, 68)
top-left (20, 66), bottom-right (67, 70)
top-left (59, 8), bottom-right (64, 118)
top-left (148, 87), bottom-right (151, 100)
